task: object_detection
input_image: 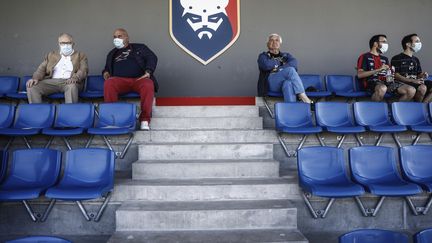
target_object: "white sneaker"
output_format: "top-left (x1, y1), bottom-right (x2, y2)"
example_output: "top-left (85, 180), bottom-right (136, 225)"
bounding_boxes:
top-left (140, 121), bottom-right (150, 131)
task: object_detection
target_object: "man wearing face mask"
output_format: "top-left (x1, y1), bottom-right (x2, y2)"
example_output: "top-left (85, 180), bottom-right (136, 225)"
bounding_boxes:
top-left (391, 34), bottom-right (431, 102)
top-left (26, 33), bottom-right (88, 103)
top-left (103, 28), bottom-right (158, 131)
top-left (357, 34), bottom-right (415, 101)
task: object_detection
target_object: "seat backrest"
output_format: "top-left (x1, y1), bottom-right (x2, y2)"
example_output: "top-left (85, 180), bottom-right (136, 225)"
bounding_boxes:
top-left (19, 76), bottom-right (32, 92)
top-left (59, 148), bottom-right (115, 189)
top-left (13, 104), bottom-right (55, 129)
top-left (1, 149), bottom-right (61, 189)
top-left (298, 147), bottom-right (348, 185)
top-left (354, 102), bottom-right (392, 126)
top-left (339, 229), bottom-right (409, 243)
top-left (0, 76), bottom-right (19, 95)
top-left (315, 102), bottom-right (355, 127)
top-left (300, 74), bottom-right (324, 91)
top-left (325, 75), bottom-right (355, 93)
top-left (0, 103), bottom-right (15, 129)
top-left (0, 151), bottom-right (7, 183)
top-left (54, 103), bottom-right (94, 128)
top-left (415, 228), bottom-right (432, 243)
top-left (392, 102), bottom-right (430, 126)
top-left (85, 75), bottom-right (104, 92)
top-left (400, 145), bottom-right (432, 184)
top-left (349, 146), bottom-right (401, 185)
top-left (275, 102), bottom-right (314, 130)
top-left (95, 103), bottom-right (136, 129)
top-left (6, 235), bottom-right (72, 243)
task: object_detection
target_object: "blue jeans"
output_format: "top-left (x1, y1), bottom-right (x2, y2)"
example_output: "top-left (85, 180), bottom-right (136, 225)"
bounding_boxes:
top-left (268, 67), bottom-right (305, 102)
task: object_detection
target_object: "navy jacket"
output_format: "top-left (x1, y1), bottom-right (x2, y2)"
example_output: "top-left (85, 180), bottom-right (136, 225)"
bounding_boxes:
top-left (103, 43), bottom-right (159, 92)
top-left (257, 51), bottom-right (298, 96)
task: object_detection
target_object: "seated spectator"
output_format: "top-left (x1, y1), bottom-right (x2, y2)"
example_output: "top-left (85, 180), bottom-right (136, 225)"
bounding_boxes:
top-left (357, 34), bottom-right (415, 101)
top-left (257, 33), bottom-right (312, 103)
top-left (103, 28), bottom-right (158, 131)
top-left (391, 34), bottom-right (431, 102)
top-left (26, 33), bottom-right (88, 103)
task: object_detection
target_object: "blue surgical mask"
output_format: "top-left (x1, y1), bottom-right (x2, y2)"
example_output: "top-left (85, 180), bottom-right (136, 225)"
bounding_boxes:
top-left (59, 44), bottom-right (74, 56)
top-left (412, 42), bottom-right (422, 53)
top-left (113, 38), bottom-right (125, 49)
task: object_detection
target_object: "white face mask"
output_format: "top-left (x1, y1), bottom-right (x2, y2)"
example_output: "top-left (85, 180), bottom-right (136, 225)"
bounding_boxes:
top-left (379, 43), bottom-right (389, 54)
top-left (59, 44), bottom-right (74, 56)
top-left (113, 38), bottom-right (125, 49)
top-left (412, 42), bottom-right (422, 53)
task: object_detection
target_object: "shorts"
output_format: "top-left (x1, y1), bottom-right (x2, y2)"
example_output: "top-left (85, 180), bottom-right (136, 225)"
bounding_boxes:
top-left (367, 80), bottom-right (404, 94)
top-left (402, 80), bottom-right (432, 90)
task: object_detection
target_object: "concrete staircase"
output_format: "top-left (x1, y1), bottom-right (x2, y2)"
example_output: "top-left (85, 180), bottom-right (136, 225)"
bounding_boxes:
top-left (108, 105), bottom-right (308, 243)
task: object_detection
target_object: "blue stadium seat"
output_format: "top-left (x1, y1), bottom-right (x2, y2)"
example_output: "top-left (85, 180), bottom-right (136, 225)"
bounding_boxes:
top-left (315, 102), bottom-right (365, 147)
top-left (6, 75), bottom-right (31, 101)
top-left (262, 82), bottom-right (296, 119)
top-left (0, 103), bottom-right (15, 129)
top-left (392, 102), bottom-right (432, 145)
top-left (42, 103), bottom-right (95, 150)
top-left (80, 75), bottom-right (105, 99)
top-left (0, 104), bottom-right (55, 151)
top-left (0, 149), bottom-right (61, 222)
top-left (298, 147), bottom-right (365, 218)
top-left (349, 146), bottom-right (422, 217)
top-left (325, 75), bottom-right (369, 98)
top-left (354, 102), bottom-right (407, 147)
top-left (42, 148), bottom-right (115, 222)
top-left (86, 103), bottom-right (136, 159)
top-left (415, 228), bottom-right (432, 243)
top-left (0, 76), bottom-right (19, 98)
top-left (400, 145), bottom-right (432, 215)
top-left (48, 92), bottom-right (65, 100)
top-left (5, 235), bottom-right (71, 243)
top-left (121, 92), bottom-right (140, 98)
top-left (0, 151), bottom-right (7, 183)
top-left (275, 102), bottom-right (324, 157)
top-left (300, 74), bottom-right (332, 98)
top-left (339, 229), bottom-right (409, 243)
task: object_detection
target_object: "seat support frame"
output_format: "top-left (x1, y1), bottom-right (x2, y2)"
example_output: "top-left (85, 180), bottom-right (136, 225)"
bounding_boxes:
top-left (85, 134), bottom-right (134, 159)
top-left (278, 133), bottom-right (325, 157)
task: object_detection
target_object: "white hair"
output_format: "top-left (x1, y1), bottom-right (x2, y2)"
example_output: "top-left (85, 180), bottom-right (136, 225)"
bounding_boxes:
top-left (268, 33), bottom-right (282, 43)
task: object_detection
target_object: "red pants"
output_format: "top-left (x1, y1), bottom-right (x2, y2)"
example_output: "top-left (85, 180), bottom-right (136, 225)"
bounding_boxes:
top-left (104, 77), bottom-right (154, 122)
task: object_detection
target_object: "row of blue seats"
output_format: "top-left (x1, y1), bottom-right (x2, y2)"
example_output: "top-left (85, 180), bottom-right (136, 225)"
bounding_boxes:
top-left (339, 228), bottom-right (432, 243)
top-left (276, 101), bottom-right (432, 157)
top-left (298, 145), bottom-right (432, 218)
top-left (0, 148), bottom-right (115, 222)
top-left (0, 103), bottom-right (136, 158)
top-left (0, 75), bottom-right (140, 100)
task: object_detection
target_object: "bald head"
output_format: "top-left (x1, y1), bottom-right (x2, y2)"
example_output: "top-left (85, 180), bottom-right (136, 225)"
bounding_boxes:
top-left (113, 28), bottom-right (129, 47)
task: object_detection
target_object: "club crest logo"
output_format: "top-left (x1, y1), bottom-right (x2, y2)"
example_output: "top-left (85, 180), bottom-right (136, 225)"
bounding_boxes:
top-left (169, 0), bottom-right (240, 65)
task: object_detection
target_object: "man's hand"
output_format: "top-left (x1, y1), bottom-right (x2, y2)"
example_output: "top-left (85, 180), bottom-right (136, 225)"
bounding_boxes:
top-left (65, 79), bottom-right (78, 84)
top-left (378, 64), bottom-right (390, 72)
top-left (420, 72), bottom-right (429, 80)
top-left (26, 79), bottom-right (39, 88)
top-left (137, 72), bottom-right (151, 80)
top-left (103, 72), bottom-right (111, 80)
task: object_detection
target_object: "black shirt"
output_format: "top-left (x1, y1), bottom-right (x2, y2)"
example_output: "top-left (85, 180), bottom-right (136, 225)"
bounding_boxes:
top-left (112, 47), bottom-right (145, 78)
top-left (391, 53), bottom-right (422, 79)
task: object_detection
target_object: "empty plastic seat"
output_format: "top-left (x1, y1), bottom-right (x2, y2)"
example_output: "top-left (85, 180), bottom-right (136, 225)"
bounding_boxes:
top-left (325, 75), bottom-right (368, 98)
top-left (392, 102), bottom-right (432, 145)
top-left (86, 103), bottom-right (136, 159)
top-left (275, 102), bottom-right (324, 157)
top-left (299, 74), bottom-right (331, 98)
top-left (339, 229), bottom-right (409, 243)
top-left (42, 103), bottom-right (95, 150)
top-left (79, 75), bottom-right (105, 99)
top-left (0, 149), bottom-right (61, 221)
top-left (0, 103), bottom-right (15, 129)
top-left (415, 228), bottom-right (432, 243)
top-left (42, 148), bottom-right (115, 222)
top-left (354, 102), bottom-right (407, 147)
top-left (5, 235), bottom-right (71, 243)
top-left (262, 82), bottom-right (296, 119)
top-left (0, 104), bottom-right (55, 150)
top-left (400, 145), bottom-right (432, 215)
top-left (315, 102), bottom-right (365, 147)
top-left (6, 75), bottom-right (31, 100)
top-left (349, 146), bottom-right (422, 217)
top-left (0, 151), bottom-right (7, 183)
top-left (0, 76), bottom-right (19, 98)
top-left (298, 146), bottom-right (365, 218)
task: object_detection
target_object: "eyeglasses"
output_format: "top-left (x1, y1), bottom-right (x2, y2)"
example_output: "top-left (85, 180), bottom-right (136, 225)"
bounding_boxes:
top-left (59, 41), bottom-right (73, 45)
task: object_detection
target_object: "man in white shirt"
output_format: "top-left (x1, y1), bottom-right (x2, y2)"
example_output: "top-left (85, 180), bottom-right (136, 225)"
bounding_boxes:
top-left (26, 33), bottom-right (88, 103)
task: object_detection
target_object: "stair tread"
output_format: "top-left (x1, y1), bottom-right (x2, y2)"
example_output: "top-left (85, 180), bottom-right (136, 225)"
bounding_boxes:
top-left (116, 177), bottom-right (297, 186)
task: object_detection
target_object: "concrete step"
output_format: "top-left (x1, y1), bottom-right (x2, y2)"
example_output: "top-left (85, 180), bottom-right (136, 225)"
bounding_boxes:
top-left (152, 106), bottom-right (259, 118)
top-left (108, 229), bottom-right (308, 243)
top-left (134, 129), bottom-right (278, 144)
top-left (111, 178), bottom-right (300, 202)
top-left (138, 143), bottom-right (273, 161)
top-left (150, 117), bottom-right (263, 130)
top-left (132, 159), bottom-right (279, 179)
top-left (115, 200), bottom-right (298, 231)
